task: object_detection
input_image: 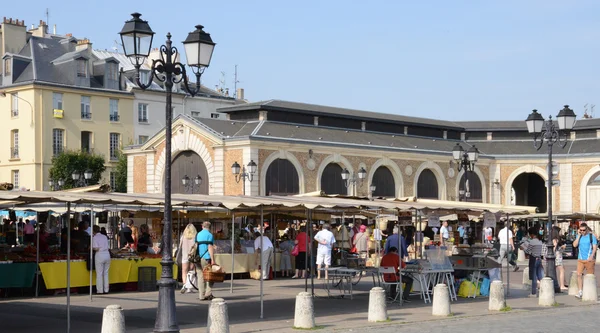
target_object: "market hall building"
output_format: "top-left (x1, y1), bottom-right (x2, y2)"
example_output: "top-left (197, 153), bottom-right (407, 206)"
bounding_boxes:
top-left (124, 99), bottom-right (600, 215)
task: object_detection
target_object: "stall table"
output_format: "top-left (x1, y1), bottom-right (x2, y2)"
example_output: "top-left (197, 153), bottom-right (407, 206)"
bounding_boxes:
top-left (0, 262), bottom-right (36, 288)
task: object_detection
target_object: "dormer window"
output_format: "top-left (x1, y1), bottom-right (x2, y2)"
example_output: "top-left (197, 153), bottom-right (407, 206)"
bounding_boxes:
top-left (77, 59), bottom-right (88, 77)
top-left (107, 63), bottom-right (118, 81)
top-left (4, 58), bottom-right (11, 75)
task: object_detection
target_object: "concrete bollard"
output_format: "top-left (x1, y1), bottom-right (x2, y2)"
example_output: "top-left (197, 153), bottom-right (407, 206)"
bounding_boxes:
top-left (582, 274), bottom-right (598, 302)
top-left (517, 249), bottom-right (526, 263)
top-left (522, 267), bottom-right (532, 289)
top-left (488, 280), bottom-right (506, 311)
top-left (597, 250), bottom-right (600, 264)
top-left (538, 277), bottom-right (555, 306)
top-left (294, 292), bottom-right (315, 329)
top-left (432, 284), bottom-right (451, 316)
top-left (568, 271), bottom-right (579, 296)
top-left (101, 304), bottom-right (125, 333)
top-left (207, 298), bottom-right (229, 333)
top-left (368, 287), bottom-right (388, 322)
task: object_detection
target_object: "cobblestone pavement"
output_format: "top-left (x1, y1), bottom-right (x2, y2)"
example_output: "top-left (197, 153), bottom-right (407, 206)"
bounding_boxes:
top-left (357, 305), bottom-right (600, 333)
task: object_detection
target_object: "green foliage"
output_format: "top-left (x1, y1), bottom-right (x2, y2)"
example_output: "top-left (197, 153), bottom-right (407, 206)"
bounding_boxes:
top-left (500, 306), bottom-right (512, 312)
top-left (114, 150), bottom-right (127, 193)
top-left (48, 150), bottom-right (106, 189)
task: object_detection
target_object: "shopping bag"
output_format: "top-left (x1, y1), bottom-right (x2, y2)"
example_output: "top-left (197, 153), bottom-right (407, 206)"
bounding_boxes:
top-left (479, 277), bottom-right (491, 296)
top-left (457, 280), bottom-right (479, 298)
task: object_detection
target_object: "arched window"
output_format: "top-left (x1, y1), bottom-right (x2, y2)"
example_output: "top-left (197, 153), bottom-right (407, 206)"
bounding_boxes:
top-left (321, 163), bottom-right (347, 195)
top-left (265, 159), bottom-right (299, 196)
top-left (170, 150), bottom-right (209, 194)
top-left (511, 173), bottom-right (546, 213)
top-left (459, 171), bottom-right (483, 202)
top-left (417, 169), bottom-right (438, 199)
top-left (372, 166), bottom-right (395, 198)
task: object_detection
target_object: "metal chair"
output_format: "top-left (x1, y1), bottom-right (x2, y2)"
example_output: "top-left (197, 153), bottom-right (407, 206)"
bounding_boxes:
top-left (378, 266), bottom-right (402, 303)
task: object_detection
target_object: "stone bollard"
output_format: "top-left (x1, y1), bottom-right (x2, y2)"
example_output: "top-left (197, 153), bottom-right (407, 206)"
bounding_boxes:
top-left (101, 304), bottom-right (125, 333)
top-left (538, 277), bottom-right (555, 306)
top-left (568, 271), bottom-right (579, 296)
top-left (582, 274), bottom-right (598, 302)
top-left (522, 267), bottom-right (532, 289)
top-left (517, 249), bottom-right (526, 263)
top-left (597, 250), bottom-right (600, 264)
top-left (432, 284), bottom-right (451, 316)
top-left (488, 280), bottom-right (506, 311)
top-left (368, 287), bottom-right (388, 322)
top-left (207, 298), bottom-right (229, 333)
top-left (294, 292), bottom-right (315, 329)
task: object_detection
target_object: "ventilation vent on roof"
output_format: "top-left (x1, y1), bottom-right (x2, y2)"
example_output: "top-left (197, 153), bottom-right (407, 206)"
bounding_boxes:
top-left (368, 141), bottom-right (371, 144)
top-left (319, 137), bottom-right (322, 140)
top-left (38, 43), bottom-right (48, 49)
top-left (220, 131), bottom-right (224, 134)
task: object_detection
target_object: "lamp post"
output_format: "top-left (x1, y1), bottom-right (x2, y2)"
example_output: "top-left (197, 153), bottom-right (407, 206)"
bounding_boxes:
top-left (119, 12), bottom-right (215, 332)
top-left (232, 160), bottom-right (257, 195)
top-left (181, 174), bottom-right (202, 194)
top-left (48, 179), bottom-right (65, 191)
top-left (71, 169), bottom-right (93, 188)
top-left (341, 167), bottom-right (367, 196)
top-left (452, 144), bottom-right (479, 202)
top-left (525, 105), bottom-right (576, 285)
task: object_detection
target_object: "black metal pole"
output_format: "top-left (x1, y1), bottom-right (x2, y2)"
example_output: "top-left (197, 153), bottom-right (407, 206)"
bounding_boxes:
top-left (545, 135), bottom-right (558, 290)
top-left (66, 203), bottom-right (71, 333)
top-left (154, 34), bottom-right (178, 333)
top-left (304, 210), bottom-right (309, 292)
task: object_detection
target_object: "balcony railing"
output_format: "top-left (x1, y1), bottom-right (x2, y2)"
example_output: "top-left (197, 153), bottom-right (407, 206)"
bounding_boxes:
top-left (10, 147), bottom-right (19, 159)
top-left (110, 114), bottom-right (120, 122)
top-left (138, 117), bottom-right (148, 123)
top-left (81, 112), bottom-right (92, 120)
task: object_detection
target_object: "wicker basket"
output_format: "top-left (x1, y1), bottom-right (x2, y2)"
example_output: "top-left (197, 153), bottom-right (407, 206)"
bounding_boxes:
top-left (203, 265), bottom-right (226, 283)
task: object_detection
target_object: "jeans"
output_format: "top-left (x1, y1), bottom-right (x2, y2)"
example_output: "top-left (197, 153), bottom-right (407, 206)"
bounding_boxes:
top-left (94, 251), bottom-right (111, 293)
top-left (530, 258), bottom-right (544, 295)
top-left (499, 245), bottom-right (517, 267)
top-left (196, 258), bottom-right (214, 299)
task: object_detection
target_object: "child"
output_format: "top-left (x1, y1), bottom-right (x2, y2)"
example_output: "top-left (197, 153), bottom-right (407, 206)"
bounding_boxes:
top-left (279, 235), bottom-right (293, 277)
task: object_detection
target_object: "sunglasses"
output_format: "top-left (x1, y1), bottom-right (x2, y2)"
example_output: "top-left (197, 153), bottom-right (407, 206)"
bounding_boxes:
top-left (579, 229), bottom-right (587, 232)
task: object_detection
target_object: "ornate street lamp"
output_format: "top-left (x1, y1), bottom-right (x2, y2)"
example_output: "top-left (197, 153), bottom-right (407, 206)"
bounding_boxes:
top-left (341, 166), bottom-right (367, 196)
top-left (48, 178), bottom-right (65, 191)
top-left (452, 143), bottom-right (479, 201)
top-left (71, 169), bottom-right (93, 188)
top-left (525, 105), bottom-right (576, 288)
top-left (119, 12), bottom-right (215, 332)
top-left (232, 160), bottom-right (257, 195)
top-left (181, 174), bottom-right (202, 193)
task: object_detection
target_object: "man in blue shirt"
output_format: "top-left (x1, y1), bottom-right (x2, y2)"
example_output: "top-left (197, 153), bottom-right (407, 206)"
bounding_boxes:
top-left (573, 222), bottom-right (597, 299)
top-left (195, 221), bottom-right (215, 301)
top-left (458, 225), bottom-right (465, 244)
top-left (384, 227), bottom-right (408, 258)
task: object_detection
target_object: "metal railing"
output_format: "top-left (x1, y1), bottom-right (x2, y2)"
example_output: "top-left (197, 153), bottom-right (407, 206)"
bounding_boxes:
top-left (81, 112), bottom-right (92, 120)
top-left (110, 114), bottom-right (120, 122)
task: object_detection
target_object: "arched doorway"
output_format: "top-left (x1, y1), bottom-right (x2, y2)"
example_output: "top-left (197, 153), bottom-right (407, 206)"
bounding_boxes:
top-left (321, 163), bottom-right (347, 195)
top-left (265, 159), bottom-right (300, 196)
top-left (511, 173), bottom-right (546, 213)
top-left (372, 166), bottom-right (396, 198)
top-left (458, 171), bottom-right (483, 202)
top-left (585, 172), bottom-right (600, 213)
top-left (417, 169), bottom-right (439, 199)
top-left (170, 150), bottom-right (209, 194)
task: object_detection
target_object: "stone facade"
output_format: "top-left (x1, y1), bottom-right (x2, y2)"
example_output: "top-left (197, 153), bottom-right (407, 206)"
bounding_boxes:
top-left (133, 155), bottom-right (147, 193)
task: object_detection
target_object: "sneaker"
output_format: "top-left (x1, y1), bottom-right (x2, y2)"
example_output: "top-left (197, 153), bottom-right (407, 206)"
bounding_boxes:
top-left (402, 298), bottom-right (412, 303)
top-left (513, 266), bottom-right (520, 272)
top-left (180, 287), bottom-right (186, 294)
top-left (576, 291), bottom-right (583, 299)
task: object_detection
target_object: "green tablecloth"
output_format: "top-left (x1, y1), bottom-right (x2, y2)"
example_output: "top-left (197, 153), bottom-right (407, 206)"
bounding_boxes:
top-left (0, 263), bottom-right (36, 288)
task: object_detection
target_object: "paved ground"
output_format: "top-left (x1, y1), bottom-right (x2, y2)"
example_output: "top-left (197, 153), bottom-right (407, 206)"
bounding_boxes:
top-left (0, 259), bottom-right (597, 332)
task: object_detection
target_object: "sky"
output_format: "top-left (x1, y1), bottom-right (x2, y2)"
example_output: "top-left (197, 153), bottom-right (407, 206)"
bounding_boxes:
top-left (3, 1), bottom-right (600, 121)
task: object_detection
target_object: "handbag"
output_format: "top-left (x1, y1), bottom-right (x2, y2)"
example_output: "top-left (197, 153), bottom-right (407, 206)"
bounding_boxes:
top-left (189, 241), bottom-right (211, 264)
top-left (291, 244), bottom-right (299, 256)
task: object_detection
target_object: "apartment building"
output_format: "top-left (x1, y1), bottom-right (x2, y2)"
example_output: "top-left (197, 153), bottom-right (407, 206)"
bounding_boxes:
top-left (0, 18), bottom-right (134, 190)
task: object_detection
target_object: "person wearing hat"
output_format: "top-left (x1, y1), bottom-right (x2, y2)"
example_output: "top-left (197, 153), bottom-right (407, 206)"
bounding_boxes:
top-left (354, 225), bottom-right (369, 258)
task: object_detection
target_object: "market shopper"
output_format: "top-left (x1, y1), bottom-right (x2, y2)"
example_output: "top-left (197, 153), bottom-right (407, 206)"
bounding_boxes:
top-left (554, 228), bottom-right (568, 291)
top-left (292, 226), bottom-right (308, 279)
top-left (254, 231), bottom-right (274, 280)
top-left (521, 227), bottom-right (545, 297)
top-left (314, 223), bottom-right (336, 280)
top-left (196, 221), bottom-right (215, 301)
top-left (498, 222), bottom-right (519, 272)
top-left (354, 225), bottom-right (369, 258)
top-left (279, 235), bottom-right (294, 277)
top-left (573, 223), bottom-right (597, 299)
top-left (178, 223), bottom-right (198, 293)
top-left (92, 225), bottom-right (110, 294)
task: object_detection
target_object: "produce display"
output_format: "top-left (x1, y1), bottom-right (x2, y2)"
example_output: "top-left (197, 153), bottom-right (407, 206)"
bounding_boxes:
top-left (0, 246), bottom-right (162, 263)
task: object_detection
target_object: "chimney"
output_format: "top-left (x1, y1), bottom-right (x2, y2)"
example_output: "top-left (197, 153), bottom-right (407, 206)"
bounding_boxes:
top-left (1, 17), bottom-right (27, 56)
top-left (53, 24), bottom-right (57, 34)
top-left (76, 39), bottom-right (92, 51)
top-left (236, 88), bottom-right (245, 100)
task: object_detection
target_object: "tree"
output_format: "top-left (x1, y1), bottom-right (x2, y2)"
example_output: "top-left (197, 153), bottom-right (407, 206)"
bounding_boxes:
top-left (114, 150), bottom-right (127, 193)
top-left (48, 150), bottom-right (106, 189)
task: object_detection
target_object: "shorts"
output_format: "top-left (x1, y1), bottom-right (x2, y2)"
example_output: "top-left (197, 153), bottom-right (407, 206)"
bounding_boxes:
top-left (316, 253), bottom-right (331, 266)
top-left (577, 260), bottom-right (595, 275)
top-left (280, 254), bottom-right (292, 270)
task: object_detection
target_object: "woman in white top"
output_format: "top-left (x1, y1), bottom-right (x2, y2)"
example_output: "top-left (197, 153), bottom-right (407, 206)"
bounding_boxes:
top-left (179, 223), bottom-right (198, 293)
top-left (92, 225), bottom-right (110, 294)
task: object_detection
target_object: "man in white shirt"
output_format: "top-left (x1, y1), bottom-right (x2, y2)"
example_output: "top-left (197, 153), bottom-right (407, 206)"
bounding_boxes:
top-left (92, 225), bottom-right (111, 294)
top-left (254, 232), bottom-right (274, 280)
top-left (498, 222), bottom-right (519, 272)
top-left (440, 221), bottom-right (449, 246)
top-left (314, 223), bottom-right (336, 280)
top-left (484, 226), bottom-right (493, 244)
